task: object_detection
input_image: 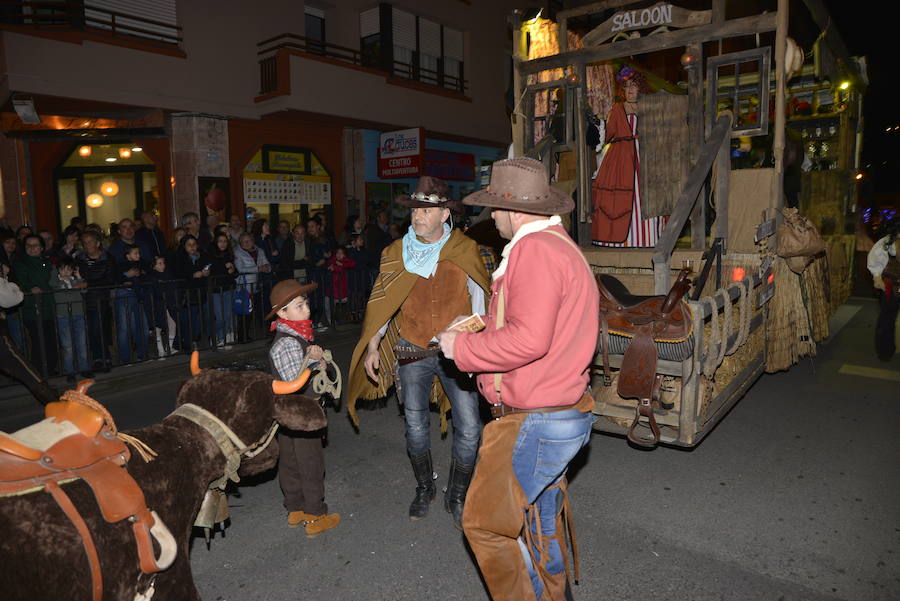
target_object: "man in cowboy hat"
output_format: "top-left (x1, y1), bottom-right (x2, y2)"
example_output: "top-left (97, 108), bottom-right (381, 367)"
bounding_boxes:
top-left (437, 157), bottom-right (598, 601)
top-left (267, 279), bottom-right (341, 537)
top-left (347, 175), bottom-right (490, 526)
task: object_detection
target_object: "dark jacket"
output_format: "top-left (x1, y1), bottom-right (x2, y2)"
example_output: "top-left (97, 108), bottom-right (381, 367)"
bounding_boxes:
top-left (76, 250), bottom-right (115, 306)
top-left (278, 237), bottom-right (312, 281)
top-left (208, 251), bottom-right (236, 291)
top-left (12, 254), bottom-right (55, 320)
top-left (172, 249), bottom-right (212, 305)
top-left (135, 227), bottom-right (167, 263)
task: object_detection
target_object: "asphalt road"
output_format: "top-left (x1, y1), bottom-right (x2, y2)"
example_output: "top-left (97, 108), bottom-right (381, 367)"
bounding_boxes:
top-left (1, 299), bottom-right (897, 601)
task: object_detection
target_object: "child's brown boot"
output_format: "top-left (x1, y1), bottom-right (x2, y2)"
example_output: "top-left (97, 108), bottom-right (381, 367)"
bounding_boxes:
top-left (304, 512), bottom-right (341, 538)
top-left (287, 510), bottom-right (315, 528)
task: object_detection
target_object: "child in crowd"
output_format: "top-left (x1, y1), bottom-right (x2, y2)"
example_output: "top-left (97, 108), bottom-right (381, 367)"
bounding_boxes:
top-left (266, 279), bottom-right (340, 538)
top-left (114, 244), bottom-right (148, 363)
top-left (326, 245), bottom-right (356, 303)
top-left (50, 256), bottom-right (91, 383)
top-left (142, 255), bottom-right (178, 357)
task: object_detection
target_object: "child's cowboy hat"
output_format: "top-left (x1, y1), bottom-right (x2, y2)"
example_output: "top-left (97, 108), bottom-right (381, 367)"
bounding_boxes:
top-left (396, 176), bottom-right (464, 214)
top-left (462, 157), bottom-right (573, 215)
top-left (266, 279), bottom-right (318, 321)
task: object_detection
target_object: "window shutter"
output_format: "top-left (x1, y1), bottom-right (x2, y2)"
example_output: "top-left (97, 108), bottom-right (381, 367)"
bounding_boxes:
top-left (443, 27), bottom-right (464, 61)
top-left (85, 0), bottom-right (178, 42)
top-left (305, 6), bottom-right (325, 19)
top-left (359, 7), bottom-right (379, 38)
top-left (392, 7), bottom-right (416, 51)
top-left (418, 18), bottom-right (441, 57)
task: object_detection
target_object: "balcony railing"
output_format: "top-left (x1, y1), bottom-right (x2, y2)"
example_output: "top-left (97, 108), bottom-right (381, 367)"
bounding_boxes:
top-left (0, 1), bottom-right (182, 46)
top-left (257, 33), bottom-right (467, 97)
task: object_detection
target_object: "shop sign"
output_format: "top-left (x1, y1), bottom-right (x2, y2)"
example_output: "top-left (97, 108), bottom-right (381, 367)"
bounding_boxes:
top-left (582, 2), bottom-right (711, 46)
top-left (265, 150), bottom-right (307, 173)
top-left (379, 127), bottom-right (423, 178)
top-left (424, 149), bottom-right (475, 181)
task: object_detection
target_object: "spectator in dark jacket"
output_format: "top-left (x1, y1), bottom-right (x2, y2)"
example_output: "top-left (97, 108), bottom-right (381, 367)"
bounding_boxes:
top-left (76, 230), bottom-right (114, 371)
top-left (279, 224), bottom-right (311, 283)
top-left (135, 211), bottom-right (167, 264)
top-left (112, 243), bottom-right (148, 364)
top-left (142, 255), bottom-right (178, 357)
top-left (251, 218), bottom-right (280, 269)
top-left (208, 233), bottom-right (236, 345)
top-left (11, 234), bottom-right (58, 374)
top-left (171, 234), bottom-right (212, 350)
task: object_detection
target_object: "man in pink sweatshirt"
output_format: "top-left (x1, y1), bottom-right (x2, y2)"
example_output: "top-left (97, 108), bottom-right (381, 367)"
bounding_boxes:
top-left (438, 157), bottom-right (599, 601)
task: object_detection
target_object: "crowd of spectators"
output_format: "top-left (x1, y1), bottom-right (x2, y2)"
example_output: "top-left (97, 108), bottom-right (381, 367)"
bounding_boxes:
top-left (0, 209), bottom-right (384, 382)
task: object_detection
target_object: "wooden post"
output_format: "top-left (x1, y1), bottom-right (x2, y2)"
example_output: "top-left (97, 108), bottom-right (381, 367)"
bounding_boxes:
top-left (686, 42), bottom-right (705, 250)
top-left (715, 124), bottom-right (730, 252)
top-left (772, 0), bottom-right (788, 212)
top-left (575, 64), bottom-right (591, 245)
top-left (510, 13), bottom-right (527, 156)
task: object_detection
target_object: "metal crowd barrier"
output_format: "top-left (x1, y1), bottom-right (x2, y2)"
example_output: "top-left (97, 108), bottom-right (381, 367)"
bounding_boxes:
top-left (1, 267), bottom-right (376, 382)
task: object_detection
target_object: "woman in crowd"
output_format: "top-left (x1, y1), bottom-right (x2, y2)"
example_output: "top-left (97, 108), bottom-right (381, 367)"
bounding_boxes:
top-left (171, 234), bottom-right (212, 350)
top-left (232, 232), bottom-right (271, 342)
top-left (251, 218), bottom-right (280, 270)
top-left (208, 232), bottom-right (237, 345)
top-left (58, 225), bottom-right (82, 260)
top-left (339, 215), bottom-right (364, 246)
top-left (12, 234), bottom-right (58, 374)
top-left (76, 229), bottom-right (115, 371)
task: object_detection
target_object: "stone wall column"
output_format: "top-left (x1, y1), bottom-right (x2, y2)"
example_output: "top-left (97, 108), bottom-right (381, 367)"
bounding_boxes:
top-left (169, 113), bottom-right (229, 227)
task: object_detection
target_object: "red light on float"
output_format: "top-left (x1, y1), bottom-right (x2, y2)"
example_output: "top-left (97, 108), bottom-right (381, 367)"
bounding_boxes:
top-left (731, 267), bottom-right (746, 282)
top-left (767, 273), bottom-right (774, 284)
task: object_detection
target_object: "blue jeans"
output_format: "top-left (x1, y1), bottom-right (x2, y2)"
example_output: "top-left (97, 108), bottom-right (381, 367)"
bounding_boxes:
top-left (57, 314), bottom-right (89, 375)
top-left (511, 409), bottom-right (593, 600)
top-left (6, 312), bottom-right (24, 349)
top-left (396, 337), bottom-right (482, 464)
top-left (211, 290), bottom-right (233, 344)
top-left (114, 288), bottom-right (148, 363)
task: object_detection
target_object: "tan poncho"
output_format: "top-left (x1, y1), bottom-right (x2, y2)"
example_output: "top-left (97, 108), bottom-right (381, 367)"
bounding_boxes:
top-left (347, 229), bottom-right (491, 426)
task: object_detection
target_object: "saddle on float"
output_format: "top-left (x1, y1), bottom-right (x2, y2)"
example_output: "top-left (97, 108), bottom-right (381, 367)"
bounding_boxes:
top-left (0, 381), bottom-right (176, 601)
top-left (596, 269), bottom-right (693, 447)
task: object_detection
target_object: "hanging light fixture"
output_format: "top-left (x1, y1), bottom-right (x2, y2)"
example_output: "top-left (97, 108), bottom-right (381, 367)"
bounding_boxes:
top-left (101, 181), bottom-right (119, 196)
top-left (119, 147), bottom-right (132, 159)
top-left (78, 145), bottom-right (92, 157)
top-left (86, 193), bottom-right (104, 208)
top-left (131, 146), bottom-right (143, 152)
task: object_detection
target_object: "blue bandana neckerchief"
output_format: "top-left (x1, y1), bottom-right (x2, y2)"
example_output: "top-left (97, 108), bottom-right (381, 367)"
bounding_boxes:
top-left (401, 223), bottom-right (451, 278)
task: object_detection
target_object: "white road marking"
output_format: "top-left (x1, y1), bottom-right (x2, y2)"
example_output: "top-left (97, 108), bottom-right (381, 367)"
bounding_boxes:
top-left (838, 364), bottom-right (900, 382)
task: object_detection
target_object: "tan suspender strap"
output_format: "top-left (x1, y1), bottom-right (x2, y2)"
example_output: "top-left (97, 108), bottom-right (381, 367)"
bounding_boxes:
top-left (493, 286), bottom-right (505, 401)
top-left (541, 229), bottom-right (592, 274)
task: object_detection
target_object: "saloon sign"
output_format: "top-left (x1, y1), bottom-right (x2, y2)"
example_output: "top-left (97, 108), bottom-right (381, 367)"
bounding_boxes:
top-left (582, 2), bottom-right (711, 46)
top-left (379, 127), bottom-right (424, 179)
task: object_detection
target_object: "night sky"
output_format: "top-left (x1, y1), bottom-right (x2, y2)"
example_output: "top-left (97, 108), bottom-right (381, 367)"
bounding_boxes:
top-left (823, 1), bottom-right (898, 201)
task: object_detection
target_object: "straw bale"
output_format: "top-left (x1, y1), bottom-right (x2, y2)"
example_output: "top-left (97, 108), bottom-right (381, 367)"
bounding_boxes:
top-left (802, 253), bottom-right (830, 342)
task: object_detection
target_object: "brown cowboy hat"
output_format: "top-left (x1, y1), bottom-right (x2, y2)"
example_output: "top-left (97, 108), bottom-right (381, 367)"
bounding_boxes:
top-left (266, 279), bottom-right (318, 321)
top-left (462, 157), bottom-right (573, 216)
top-left (396, 176), bottom-right (464, 214)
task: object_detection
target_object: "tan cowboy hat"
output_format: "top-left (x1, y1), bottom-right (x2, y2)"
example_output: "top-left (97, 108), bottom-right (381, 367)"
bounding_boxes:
top-left (462, 157), bottom-right (573, 215)
top-left (266, 279), bottom-right (318, 321)
top-left (396, 176), bottom-right (464, 214)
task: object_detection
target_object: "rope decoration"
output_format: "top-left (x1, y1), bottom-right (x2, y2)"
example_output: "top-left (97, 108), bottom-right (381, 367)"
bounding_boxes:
top-left (312, 350), bottom-right (343, 399)
top-left (59, 388), bottom-right (158, 463)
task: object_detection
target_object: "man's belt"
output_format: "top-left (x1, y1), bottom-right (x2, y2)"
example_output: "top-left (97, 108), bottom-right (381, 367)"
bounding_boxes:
top-left (489, 401), bottom-right (579, 419)
top-left (395, 343), bottom-right (441, 366)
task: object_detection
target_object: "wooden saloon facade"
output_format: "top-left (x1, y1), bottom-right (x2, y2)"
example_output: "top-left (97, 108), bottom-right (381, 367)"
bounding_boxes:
top-left (510, 0), bottom-right (865, 446)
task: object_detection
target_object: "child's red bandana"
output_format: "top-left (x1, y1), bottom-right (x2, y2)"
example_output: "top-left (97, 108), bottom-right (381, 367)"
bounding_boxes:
top-left (271, 318), bottom-right (314, 341)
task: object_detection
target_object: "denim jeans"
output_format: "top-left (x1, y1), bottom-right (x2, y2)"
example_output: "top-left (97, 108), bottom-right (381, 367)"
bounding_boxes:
top-left (511, 409), bottom-right (593, 600)
top-left (57, 314), bottom-right (89, 375)
top-left (211, 290), bottom-right (233, 344)
top-left (396, 337), bottom-right (482, 464)
top-left (114, 288), bottom-right (148, 363)
top-left (6, 312), bottom-right (24, 349)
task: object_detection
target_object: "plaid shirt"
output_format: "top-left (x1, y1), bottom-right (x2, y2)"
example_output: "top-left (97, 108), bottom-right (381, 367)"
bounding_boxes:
top-left (478, 245), bottom-right (497, 275)
top-left (269, 321), bottom-right (318, 381)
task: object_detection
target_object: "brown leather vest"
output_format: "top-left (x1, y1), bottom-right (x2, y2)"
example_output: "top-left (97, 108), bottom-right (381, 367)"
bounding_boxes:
top-left (398, 260), bottom-right (471, 348)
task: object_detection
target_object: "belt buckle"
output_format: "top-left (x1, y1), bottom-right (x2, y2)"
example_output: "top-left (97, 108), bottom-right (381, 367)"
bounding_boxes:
top-left (491, 402), bottom-right (503, 420)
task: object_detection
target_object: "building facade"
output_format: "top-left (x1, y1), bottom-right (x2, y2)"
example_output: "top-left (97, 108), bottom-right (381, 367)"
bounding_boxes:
top-left (0, 0), bottom-right (524, 237)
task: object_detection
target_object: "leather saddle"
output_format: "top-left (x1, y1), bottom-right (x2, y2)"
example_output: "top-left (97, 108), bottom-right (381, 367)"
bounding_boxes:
top-left (597, 270), bottom-right (693, 447)
top-left (0, 385), bottom-right (176, 601)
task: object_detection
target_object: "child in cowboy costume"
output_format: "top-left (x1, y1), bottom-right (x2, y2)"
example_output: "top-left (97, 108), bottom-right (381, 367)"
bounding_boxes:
top-left (267, 279), bottom-right (340, 537)
top-left (347, 176), bottom-right (491, 527)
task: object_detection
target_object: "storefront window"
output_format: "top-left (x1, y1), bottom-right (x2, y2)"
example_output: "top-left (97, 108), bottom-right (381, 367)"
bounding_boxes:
top-left (56, 143), bottom-right (155, 231)
top-left (84, 173), bottom-right (137, 227)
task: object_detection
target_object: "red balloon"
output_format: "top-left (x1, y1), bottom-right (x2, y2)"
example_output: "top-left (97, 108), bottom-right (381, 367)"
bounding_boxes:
top-left (204, 187), bottom-right (226, 211)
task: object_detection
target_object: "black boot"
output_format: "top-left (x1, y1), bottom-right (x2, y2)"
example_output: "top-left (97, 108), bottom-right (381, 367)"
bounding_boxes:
top-left (408, 451), bottom-right (436, 520)
top-left (444, 457), bottom-right (474, 531)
